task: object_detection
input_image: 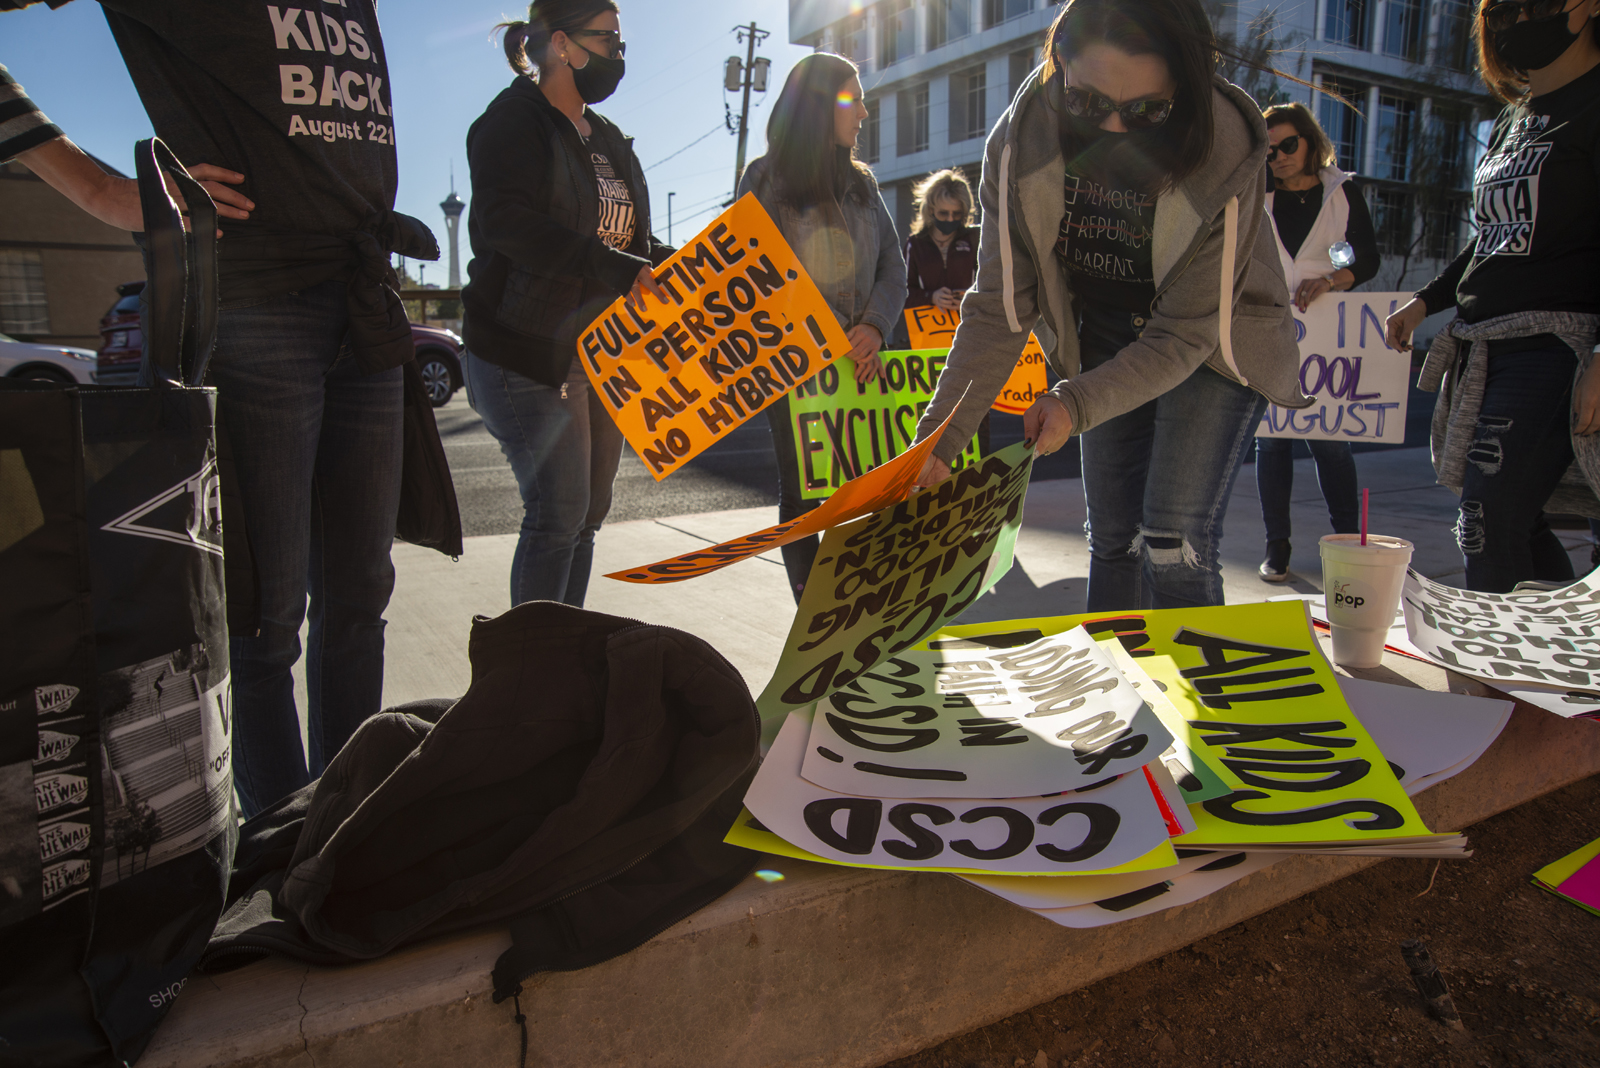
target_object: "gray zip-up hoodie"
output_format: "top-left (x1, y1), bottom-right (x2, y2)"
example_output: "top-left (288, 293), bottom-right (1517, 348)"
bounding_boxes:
top-left (916, 69), bottom-right (1312, 463)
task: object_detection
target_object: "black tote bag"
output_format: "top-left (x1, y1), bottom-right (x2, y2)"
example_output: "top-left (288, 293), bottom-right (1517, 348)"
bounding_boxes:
top-left (0, 139), bottom-right (237, 1067)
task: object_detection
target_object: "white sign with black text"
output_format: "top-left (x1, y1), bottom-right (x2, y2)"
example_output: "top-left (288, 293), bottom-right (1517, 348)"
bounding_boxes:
top-left (1258, 293), bottom-right (1411, 444)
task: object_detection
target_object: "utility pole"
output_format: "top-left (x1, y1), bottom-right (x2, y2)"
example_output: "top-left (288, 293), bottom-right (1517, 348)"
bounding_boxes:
top-left (668, 191), bottom-right (675, 245)
top-left (725, 22), bottom-right (771, 196)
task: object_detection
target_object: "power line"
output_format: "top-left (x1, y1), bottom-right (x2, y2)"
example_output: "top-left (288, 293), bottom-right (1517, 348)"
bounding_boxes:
top-left (643, 124), bottom-right (723, 172)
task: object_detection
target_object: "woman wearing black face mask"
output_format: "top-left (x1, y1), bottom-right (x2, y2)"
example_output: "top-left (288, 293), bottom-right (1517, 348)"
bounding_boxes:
top-left (461, 0), bottom-right (671, 609)
top-left (911, 0), bottom-right (1311, 611)
top-left (1386, 0), bottom-right (1600, 593)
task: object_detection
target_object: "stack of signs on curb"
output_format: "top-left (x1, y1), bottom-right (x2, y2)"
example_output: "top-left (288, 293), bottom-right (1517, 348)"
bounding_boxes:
top-left (730, 627), bottom-right (1188, 877)
top-left (918, 601), bottom-right (1467, 858)
top-left (1532, 836), bottom-right (1600, 917)
top-left (1402, 570), bottom-right (1600, 720)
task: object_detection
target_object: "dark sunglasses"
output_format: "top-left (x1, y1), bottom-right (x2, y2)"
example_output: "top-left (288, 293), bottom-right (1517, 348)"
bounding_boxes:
top-left (1266, 134), bottom-right (1301, 161)
top-left (569, 28), bottom-right (626, 59)
top-left (1062, 85), bottom-right (1176, 129)
top-left (1482, 0), bottom-right (1577, 32)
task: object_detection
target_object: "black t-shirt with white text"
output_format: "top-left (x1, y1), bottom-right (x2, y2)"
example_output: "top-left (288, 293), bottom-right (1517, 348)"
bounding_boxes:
top-left (588, 146), bottom-right (636, 251)
top-left (1416, 62), bottom-right (1600, 323)
top-left (1054, 160), bottom-right (1157, 314)
top-left (95, 0), bottom-right (405, 299)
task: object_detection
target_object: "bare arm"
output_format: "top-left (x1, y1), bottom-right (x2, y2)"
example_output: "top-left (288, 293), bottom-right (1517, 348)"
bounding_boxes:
top-left (17, 135), bottom-right (253, 231)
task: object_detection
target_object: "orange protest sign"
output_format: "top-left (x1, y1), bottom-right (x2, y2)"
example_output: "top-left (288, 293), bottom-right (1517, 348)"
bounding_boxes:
top-left (902, 306), bottom-right (1049, 415)
top-left (605, 411), bottom-right (956, 584)
top-left (580, 194), bottom-right (852, 480)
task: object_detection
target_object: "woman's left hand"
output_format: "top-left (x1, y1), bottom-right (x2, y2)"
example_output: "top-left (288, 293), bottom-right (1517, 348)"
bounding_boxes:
top-left (1023, 394), bottom-right (1073, 455)
top-left (1294, 275), bottom-right (1336, 312)
top-left (846, 323), bottom-right (886, 385)
top-left (1575, 355), bottom-right (1600, 435)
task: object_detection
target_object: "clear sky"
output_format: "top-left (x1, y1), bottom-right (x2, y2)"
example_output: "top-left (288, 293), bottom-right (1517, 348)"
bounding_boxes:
top-left (3, 0), bottom-right (815, 276)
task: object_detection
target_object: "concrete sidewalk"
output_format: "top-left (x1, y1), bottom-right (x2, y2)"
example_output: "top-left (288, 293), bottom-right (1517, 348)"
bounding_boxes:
top-left (360, 445), bottom-right (1594, 710)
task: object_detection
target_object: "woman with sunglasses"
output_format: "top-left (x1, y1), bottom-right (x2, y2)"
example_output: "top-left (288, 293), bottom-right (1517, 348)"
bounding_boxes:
top-left (1386, 0), bottom-right (1600, 592)
top-left (1255, 102), bottom-right (1379, 583)
top-left (912, 0), bottom-right (1308, 611)
top-left (738, 53), bottom-right (908, 603)
top-left (461, 0), bottom-right (671, 609)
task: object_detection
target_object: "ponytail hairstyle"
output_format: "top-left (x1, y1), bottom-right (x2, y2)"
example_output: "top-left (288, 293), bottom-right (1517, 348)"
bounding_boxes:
top-left (496, 0), bottom-right (619, 76)
top-left (763, 52), bottom-right (876, 209)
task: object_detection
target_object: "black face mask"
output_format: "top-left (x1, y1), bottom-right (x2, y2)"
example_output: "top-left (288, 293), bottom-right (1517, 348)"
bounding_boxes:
top-left (1495, 12), bottom-right (1583, 72)
top-left (933, 219), bottom-right (963, 235)
top-left (571, 44), bottom-right (625, 104)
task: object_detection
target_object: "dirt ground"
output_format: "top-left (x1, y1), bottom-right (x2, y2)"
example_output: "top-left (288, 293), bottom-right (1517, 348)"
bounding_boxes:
top-left (882, 773), bottom-right (1600, 1068)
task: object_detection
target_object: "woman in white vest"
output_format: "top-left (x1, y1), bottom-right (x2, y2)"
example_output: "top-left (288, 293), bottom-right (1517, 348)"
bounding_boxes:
top-left (1255, 101), bottom-right (1379, 582)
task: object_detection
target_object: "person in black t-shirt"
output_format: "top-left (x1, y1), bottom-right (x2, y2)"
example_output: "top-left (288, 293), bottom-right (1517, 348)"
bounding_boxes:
top-left (1387, 0), bottom-right (1600, 592)
top-left (1254, 102), bottom-right (1380, 583)
top-left (2, 1), bottom-right (441, 820)
top-left (461, 0), bottom-right (670, 610)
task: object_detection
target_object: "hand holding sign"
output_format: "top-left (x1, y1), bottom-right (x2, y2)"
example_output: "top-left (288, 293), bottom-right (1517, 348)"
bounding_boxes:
top-left (581, 195), bottom-right (852, 480)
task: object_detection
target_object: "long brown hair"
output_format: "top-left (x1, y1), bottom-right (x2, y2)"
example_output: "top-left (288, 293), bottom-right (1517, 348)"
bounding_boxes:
top-left (1262, 102), bottom-right (1338, 175)
top-left (1474, 1), bottom-right (1600, 103)
top-left (496, 0), bottom-right (618, 76)
top-left (762, 53), bottom-right (876, 209)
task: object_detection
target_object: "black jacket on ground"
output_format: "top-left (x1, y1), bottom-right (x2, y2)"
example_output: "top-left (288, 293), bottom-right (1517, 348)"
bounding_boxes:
top-left (462, 78), bottom-right (672, 387)
top-left (200, 603), bottom-right (759, 998)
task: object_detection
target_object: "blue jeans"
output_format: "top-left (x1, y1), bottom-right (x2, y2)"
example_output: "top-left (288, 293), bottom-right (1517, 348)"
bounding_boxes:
top-left (1458, 335), bottom-right (1578, 593)
top-left (209, 280), bottom-right (403, 818)
top-left (464, 352), bottom-right (624, 608)
top-left (1254, 437), bottom-right (1361, 543)
top-left (1078, 308), bottom-right (1268, 611)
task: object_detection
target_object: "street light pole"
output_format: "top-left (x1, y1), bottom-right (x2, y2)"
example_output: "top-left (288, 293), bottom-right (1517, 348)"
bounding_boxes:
top-left (668, 191), bottom-right (675, 245)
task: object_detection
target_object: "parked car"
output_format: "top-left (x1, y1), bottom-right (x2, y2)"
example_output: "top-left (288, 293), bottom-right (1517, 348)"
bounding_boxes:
top-left (1, 331), bottom-right (99, 384)
top-left (96, 280), bottom-right (463, 404)
top-left (412, 322), bottom-right (463, 407)
top-left (97, 280), bottom-right (145, 386)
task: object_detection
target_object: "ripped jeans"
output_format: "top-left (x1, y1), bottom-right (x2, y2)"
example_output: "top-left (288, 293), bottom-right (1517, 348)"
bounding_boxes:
top-left (1457, 335), bottom-right (1578, 593)
top-left (1078, 307), bottom-right (1268, 611)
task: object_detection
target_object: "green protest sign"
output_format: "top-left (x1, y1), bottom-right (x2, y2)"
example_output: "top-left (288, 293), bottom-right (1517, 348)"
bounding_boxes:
top-left (789, 350), bottom-right (981, 501)
top-left (755, 441), bottom-right (1034, 725)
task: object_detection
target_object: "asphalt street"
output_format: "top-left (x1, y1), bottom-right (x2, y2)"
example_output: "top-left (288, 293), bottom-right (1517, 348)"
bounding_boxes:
top-left (434, 376), bottom-right (1436, 538)
top-left (435, 390), bottom-right (1082, 537)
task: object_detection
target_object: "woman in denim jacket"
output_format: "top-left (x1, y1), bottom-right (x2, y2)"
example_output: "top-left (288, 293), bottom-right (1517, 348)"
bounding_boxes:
top-left (737, 52), bottom-right (908, 602)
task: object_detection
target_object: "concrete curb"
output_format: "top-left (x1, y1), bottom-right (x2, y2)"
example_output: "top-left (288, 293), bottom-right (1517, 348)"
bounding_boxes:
top-left (142, 659), bottom-right (1600, 1068)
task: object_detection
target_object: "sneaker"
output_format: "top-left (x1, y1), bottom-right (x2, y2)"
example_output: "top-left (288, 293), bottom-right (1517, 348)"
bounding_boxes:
top-left (1259, 539), bottom-right (1291, 582)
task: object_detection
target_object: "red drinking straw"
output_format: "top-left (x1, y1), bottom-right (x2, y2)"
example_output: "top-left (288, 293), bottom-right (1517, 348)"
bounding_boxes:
top-left (1361, 488), bottom-right (1369, 546)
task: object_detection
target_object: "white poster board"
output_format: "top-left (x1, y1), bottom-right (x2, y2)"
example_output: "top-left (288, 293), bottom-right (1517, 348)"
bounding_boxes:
top-left (1258, 292), bottom-right (1411, 444)
top-left (800, 629), bottom-right (1173, 799)
top-left (746, 709), bottom-right (1174, 875)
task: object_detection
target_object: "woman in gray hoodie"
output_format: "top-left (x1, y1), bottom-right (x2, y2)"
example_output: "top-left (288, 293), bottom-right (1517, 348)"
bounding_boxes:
top-left (914, 0), bottom-right (1310, 611)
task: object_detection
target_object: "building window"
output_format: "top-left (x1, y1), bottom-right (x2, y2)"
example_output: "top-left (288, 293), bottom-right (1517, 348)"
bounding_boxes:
top-left (1375, 93), bottom-right (1415, 182)
top-left (983, 0), bottom-right (1032, 31)
top-left (1437, 0), bottom-right (1474, 70)
top-left (1319, 77), bottom-right (1367, 172)
top-left (928, 0), bottom-right (972, 50)
top-left (1009, 48), bottom-right (1035, 101)
top-left (950, 65), bottom-right (988, 143)
top-left (1324, 0), bottom-right (1370, 48)
top-left (861, 97), bottom-right (882, 163)
top-left (878, 0), bottom-right (915, 68)
top-left (1373, 189), bottom-right (1415, 256)
top-left (0, 250), bottom-right (49, 337)
top-left (840, 13), bottom-right (868, 66)
top-left (1422, 200), bottom-right (1469, 260)
top-left (1427, 103), bottom-right (1472, 190)
top-left (897, 82), bottom-right (930, 155)
top-left (1382, 0), bottom-right (1426, 59)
